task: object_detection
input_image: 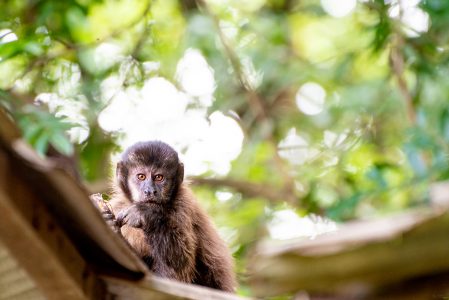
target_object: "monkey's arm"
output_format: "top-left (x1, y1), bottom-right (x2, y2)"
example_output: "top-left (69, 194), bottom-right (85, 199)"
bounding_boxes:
top-left (120, 226), bottom-right (152, 259)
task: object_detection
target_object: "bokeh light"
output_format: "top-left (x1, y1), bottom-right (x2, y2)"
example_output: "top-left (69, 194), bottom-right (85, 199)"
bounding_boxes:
top-left (321, 0), bottom-right (357, 18)
top-left (295, 82), bottom-right (326, 115)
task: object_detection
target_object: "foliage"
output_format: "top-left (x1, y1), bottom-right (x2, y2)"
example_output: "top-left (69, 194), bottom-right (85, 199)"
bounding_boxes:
top-left (2, 0), bottom-right (449, 295)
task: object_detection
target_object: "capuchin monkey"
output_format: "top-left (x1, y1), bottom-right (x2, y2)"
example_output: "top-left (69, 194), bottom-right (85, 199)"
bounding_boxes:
top-left (104, 141), bottom-right (236, 292)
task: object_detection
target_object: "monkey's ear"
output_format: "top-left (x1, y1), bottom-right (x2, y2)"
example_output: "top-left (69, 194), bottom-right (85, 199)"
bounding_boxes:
top-left (177, 162), bottom-right (184, 185)
top-left (116, 161), bottom-right (131, 198)
top-left (116, 161), bottom-right (124, 177)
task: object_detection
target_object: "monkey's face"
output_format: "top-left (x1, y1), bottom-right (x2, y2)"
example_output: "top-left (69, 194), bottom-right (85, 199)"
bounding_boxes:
top-left (117, 141), bottom-right (185, 206)
top-left (122, 158), bottom-right (182, 204)
top-left (126, 164), bottom-right (177, 205)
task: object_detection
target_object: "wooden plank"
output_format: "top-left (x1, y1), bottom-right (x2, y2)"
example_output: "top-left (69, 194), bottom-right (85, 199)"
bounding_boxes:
top-left (103, 275), bottom-right (251, 300)
top-left (0, 108), bottom-right (20, 143)
top-left (0, 105), bottom-right (147, 277)
top-left (0, 149), bottom-right (105, 300)
top-left (0, 242), bottom-right (45, 300)
top-left (249, 209), bottom-right (449, 297)
top-left (6, 139), bottom-right (147, 278)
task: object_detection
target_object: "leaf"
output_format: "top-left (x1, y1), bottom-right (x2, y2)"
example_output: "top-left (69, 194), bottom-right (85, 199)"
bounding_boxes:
top-left (327, 193), bottom-right (364, 221)
top-left (23, 123), bottom-right (42, 141)
top-left (34, 133), bottom-right (50, 157)
top-left (24, 41), bottom-right (44, 56)
top-left (49, 132), bottom-right (74, 156)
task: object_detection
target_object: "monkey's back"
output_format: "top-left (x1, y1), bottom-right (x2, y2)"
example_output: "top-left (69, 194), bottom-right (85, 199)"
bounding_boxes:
top-left (178, 185), bottom-right (236, 292)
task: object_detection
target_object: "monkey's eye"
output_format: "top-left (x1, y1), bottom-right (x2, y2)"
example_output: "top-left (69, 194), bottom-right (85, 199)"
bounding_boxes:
top-left (154, 174), bottom-right (164, 182)
top-left (137, 174), bottom-right (146, 181)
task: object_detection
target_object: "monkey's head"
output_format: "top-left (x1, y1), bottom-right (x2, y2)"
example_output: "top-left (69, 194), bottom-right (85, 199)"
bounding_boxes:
top-left (116, 141), bottom-right (184, 206)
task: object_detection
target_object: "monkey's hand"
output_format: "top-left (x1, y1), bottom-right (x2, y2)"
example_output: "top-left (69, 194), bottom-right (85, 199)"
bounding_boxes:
top-left (102, 207), bottom-right (121, 234)
top-left (90, 193), bottom-right (121, 233)
top-left (116, 205), bottom-right (145, 229)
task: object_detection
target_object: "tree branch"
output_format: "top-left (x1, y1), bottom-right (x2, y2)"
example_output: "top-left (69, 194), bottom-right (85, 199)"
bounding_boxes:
top-left (389, 2), bottom-right (416, 125)
top-left (390, 36), bottom-right (416, 124)
top-left (189, 176), bottom-right (296, 204)
top-left (196, 0), bottom-right (267, 122)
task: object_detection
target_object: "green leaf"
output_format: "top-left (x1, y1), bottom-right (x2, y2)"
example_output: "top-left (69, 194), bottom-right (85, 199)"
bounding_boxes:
top-left (49, 132), bottom-right (74, 156)
top-left (34, 133), bottom-right (50, 157)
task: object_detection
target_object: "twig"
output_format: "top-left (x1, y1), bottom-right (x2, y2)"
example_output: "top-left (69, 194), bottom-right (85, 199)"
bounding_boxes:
top-left (131, 3), bottom-right (153, 58)
top-left (190, 176), bottom-right (296, 204)
top-left (388, 1), bottom-right (416, 124)
top-left (390, 37), bottom-right (416, 124)
top-left (196, 0), bottom-right (267, 122)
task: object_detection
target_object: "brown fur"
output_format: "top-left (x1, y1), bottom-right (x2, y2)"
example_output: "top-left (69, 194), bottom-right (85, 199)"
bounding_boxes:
top-left (108, 141), bottom-right (236, 292)
top-left (109, 195), bottom-right (152, 257)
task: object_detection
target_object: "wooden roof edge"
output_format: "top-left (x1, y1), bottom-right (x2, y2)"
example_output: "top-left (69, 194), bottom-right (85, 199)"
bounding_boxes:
top-left (252, 181), bottom-right (449, 260)
top-left (0, 146), bottom-right (103, 300)
top-left (12, 139), bottom-right (147, 273)
top-left (248, 205), bottom-right (449, 297)
top-left (103, 275), bottom-right (252, 300)
top-left (0, 107), bottom-right (21, 142)
top-left (0, 107), bottom-right (147, 275)
top-left (254, 207), bottom-right (446, 257)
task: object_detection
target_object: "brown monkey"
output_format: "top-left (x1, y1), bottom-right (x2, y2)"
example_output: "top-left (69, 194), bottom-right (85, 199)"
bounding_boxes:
top-left (106, 141), bottom-right (236, 292)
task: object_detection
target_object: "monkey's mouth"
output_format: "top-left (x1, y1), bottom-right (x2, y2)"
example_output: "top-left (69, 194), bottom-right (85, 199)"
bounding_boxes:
top-left (140, 197), bottom-right (162, 205)
top-left (144, 200), bottom-right (160, 205)
top-left (135, 199), bottom-right (161, 208)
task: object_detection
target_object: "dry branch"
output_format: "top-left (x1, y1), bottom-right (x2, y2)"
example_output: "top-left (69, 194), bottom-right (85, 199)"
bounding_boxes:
top-left (190, 176), bottom-right (295, 203)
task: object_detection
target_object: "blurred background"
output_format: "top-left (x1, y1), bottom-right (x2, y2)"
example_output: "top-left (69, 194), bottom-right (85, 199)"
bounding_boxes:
top-left (1, 0), bottom-right (449, 296)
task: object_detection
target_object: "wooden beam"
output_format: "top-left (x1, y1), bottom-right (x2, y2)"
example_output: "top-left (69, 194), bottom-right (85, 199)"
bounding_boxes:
top-left (0, 150), bottom-right (103, 300)
top-left (10, 139), bottom-right (147, 274)
top-left (249, 209), bottom-right (449, 298)
top-left (102, 275), bottom-right (250, 300)
top-left (0, 242), bottom-right (44, 300)
top-left (0, 102), bottom-right (148, 277)
top-left (0, 108), bottom-right (21, 143)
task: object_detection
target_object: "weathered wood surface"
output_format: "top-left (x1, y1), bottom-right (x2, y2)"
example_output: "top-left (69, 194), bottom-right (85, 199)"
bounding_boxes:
top-left (249, 207), bottom-right (449, 299)
top-left (103, 276), bottom-right (249, 300)
top-left (0, 108), bottom-right (248, 299)
top-left (0, 131), bottom-right (105, 298)
top-left (0, 109), bottom-right (145, 263)
top-left (0, 242), bottom-right (45, 300)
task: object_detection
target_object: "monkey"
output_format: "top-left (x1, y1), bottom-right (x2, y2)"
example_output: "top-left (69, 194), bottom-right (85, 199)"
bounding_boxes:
top-left (104, 141), bottom-right (236, 292)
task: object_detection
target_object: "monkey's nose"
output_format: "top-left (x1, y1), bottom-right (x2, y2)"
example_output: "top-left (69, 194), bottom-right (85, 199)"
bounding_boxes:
top-left (144, 189), bottom-right (157, 196)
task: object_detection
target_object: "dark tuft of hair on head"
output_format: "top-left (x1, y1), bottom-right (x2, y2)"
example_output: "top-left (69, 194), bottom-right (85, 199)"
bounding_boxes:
top-left (122, 141), bottom-right (179, 169)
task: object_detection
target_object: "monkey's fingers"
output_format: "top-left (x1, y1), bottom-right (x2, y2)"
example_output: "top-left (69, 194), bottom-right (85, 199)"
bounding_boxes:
top-left (102, 210), bottom-right (115, 221)
top-left (116, 207), bottom-right (144, 229)
top-left (90, 193), bottom-right (115, 216)
top-left (115, 211), bottom-right (129, 228)
top-left (106, 219), bottom-right (121, 233)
